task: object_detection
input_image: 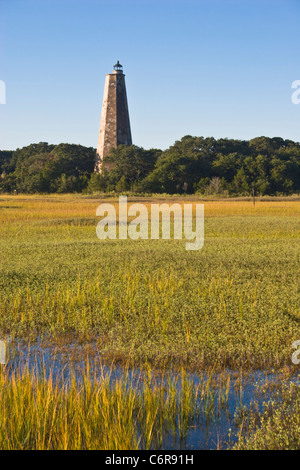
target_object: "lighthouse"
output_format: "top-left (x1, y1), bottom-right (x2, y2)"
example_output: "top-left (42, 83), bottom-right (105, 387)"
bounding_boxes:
top-left (95, 61), bottom-right (132, 172)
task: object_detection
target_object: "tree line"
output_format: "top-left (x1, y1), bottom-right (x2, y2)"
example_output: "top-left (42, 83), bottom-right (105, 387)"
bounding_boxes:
top-left (1, 135), bottom-right (299, 195)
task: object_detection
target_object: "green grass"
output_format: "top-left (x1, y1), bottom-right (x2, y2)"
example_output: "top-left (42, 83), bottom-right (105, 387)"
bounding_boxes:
top-left (0, 352), bottom-right (236, 450)
top-left (0, 194), bottom-right (299, 449)
top-left (0, 195), bottom-right (299, 370)
top-left (0, 360), bottom-right (195, 450)
top-left (233, 374), bottom-right (300, 449)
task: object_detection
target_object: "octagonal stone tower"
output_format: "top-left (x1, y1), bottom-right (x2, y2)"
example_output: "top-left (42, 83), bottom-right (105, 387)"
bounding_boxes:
top-left (95, 61), bottom-right (132, 172)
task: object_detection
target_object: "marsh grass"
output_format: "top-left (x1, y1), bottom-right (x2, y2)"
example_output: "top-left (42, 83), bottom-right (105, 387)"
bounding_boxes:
top-left (0, 348), bottom-right (236, 450)
top-left (0, 195), bottom-right (299, 369)
top-left (232, 374), bottom-right (300, 450)
top-left (0, 194), bottom-right (299, 449)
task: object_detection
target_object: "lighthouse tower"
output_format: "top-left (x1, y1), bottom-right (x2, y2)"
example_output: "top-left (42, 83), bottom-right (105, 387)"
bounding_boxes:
top-left (95, 61), bottom-right (132, 172)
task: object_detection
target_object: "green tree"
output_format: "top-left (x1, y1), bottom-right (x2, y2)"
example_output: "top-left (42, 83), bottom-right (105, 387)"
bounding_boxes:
top-left (103, 145), bottom-right (160, 190)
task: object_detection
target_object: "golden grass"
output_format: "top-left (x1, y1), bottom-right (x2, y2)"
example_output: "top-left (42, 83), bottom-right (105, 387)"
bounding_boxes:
top-left (0, 194), bottom-right (299, 369)
top-left (0, 355), bottom-right (233, 450)
top-left (0, 194), bottom-right (299, 224)
top-left (0, 194), bottom-right (299, 449)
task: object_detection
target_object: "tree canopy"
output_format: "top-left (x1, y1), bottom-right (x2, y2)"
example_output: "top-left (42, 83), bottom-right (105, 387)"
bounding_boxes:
top-left (1, 136), bottom-right (299, 195)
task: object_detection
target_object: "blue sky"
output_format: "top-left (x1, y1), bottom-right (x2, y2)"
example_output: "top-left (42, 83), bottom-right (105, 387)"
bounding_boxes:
top-left (1, 0), bottom-right (300, 151)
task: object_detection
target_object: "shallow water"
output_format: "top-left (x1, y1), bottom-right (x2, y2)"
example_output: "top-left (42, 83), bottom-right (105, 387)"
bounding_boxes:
top-left (3, 339), bottom-right (297, 450)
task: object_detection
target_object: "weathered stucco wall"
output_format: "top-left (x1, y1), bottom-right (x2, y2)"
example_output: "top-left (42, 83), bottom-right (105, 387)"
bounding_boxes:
top-left (95, 69), bottom-right (132, 172)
